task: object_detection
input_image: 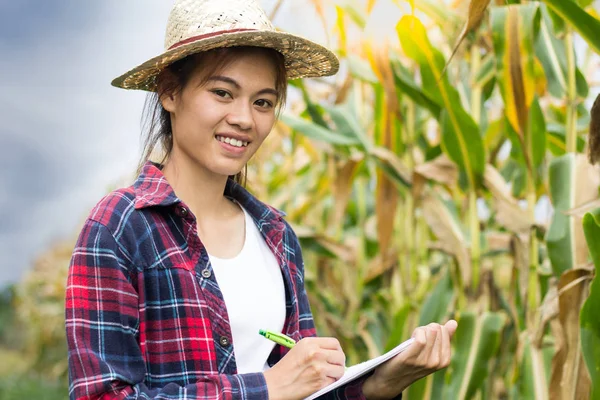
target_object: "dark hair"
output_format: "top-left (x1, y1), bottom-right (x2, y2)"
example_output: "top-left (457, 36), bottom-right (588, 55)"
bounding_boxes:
top-left (137, 46), bottom-right (288, 184)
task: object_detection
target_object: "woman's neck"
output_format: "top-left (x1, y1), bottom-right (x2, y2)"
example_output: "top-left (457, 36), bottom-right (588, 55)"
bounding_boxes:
top-left (161, 154), bottom-right (232, 222)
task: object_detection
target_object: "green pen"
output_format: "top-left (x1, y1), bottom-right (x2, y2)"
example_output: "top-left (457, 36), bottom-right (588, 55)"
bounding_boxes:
top-left (259, 329), bottom-right (296, 348)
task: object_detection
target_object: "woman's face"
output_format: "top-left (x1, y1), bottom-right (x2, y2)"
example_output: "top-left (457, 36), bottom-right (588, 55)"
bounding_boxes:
top-left (162, 50), bottom-right (279, 178)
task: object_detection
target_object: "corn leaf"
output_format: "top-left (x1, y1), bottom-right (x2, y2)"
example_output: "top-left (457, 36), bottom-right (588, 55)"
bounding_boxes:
top-left (546, 155), bottom-right (577, 276)
top-left (484, 164), bottom-right (534, 234)
top-left (347, 54), bottom-right (379, 83)
top-left (581, 209), bottom-right (600, 399)
top-left (421, 191), bottom-right (471, 285)
top-left (517, 336), bottom-right (553, 400)
top-left (391, 58), bottom-right (442, 118)
top-left (280, 114), bottom-right (360, 146)
top-left (397, 15), bottom-right (485, 189)
top-left (406, 272), bottom-right (454, 400)
top-left (414, 0), bottom-right (461, 31)
top-left (549, 268), bottom-right (593, 400)
top-left (442, 0), bottom-right (492, 77)
top-left (322, 104), bottom-right (372, 152)
top-left (541, 0), bottom-right (600, 54)
top-left (472, 53), bottom-right (496, 88)
top-left (546, 154), bottom-right (600, 276)
top-left (534, 6), bottom-right (588, 99)
top-left (445, 311), bottom-right (506, 399)
top-left (491, 4), bottom-right (541, 174)
top-left (365, 43), bottom-right (401, 260)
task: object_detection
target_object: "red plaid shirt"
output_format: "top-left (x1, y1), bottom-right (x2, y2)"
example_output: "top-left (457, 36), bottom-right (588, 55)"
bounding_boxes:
top-left (66, 162), bottom-right (369, 399)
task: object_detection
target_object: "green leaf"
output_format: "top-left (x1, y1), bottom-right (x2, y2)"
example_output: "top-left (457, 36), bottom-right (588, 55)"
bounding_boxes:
top-left (322, 104), bottom-right (372, 152)
top-left (414, 0), bottom-right (461, 30)
top-left (391, 58), bottom-right (442, 118)
top-left (541, 0), bottom-right (600, 54)
top-left (491, 4), bottom-right (541, 143)
top-left (439, 110), bottom-right (485, 187)
top-left (341, 4), bottom-right (366, 29)
top-left (397, 15), bottom-right (485, 189)
top-left (347, 54), bottom-right (379, 83)
top-left (516, 337), bottom-right (552, 400)
top-left (581, 209), bottom-right (600, 399)
top-left (527, 97), bottom-right (547, 168)
top-left (534, 6), bottom-right (588, 99)
top-left (418, 271), bottom-right (454, 326)
top-left (445, 311), bottom-right (506, 399)
top-left (405, 272), bottom-right (454, 400)
top-left (473, 53), bottom-right (496, 89)
top-left (546, 124), bottom-right (586, 155)
top-left (575, 0), bottom-right (594, 9)
top-left (545, 154), bottom-right (576, 275)
top-left (384, 303), bottom-right (411, 353)
top-left (280, 114), bottom-right (360, 146)
top-left (296, 80), bottom-right (329, 128)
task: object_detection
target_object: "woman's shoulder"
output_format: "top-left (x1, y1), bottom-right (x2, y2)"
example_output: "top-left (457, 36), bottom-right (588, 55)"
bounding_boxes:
top-left (85, 185), bottom-right (138, 232)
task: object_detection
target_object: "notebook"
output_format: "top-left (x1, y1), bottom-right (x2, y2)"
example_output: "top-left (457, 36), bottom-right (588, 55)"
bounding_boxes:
top-left (303, 338), bottom-right (415, 400)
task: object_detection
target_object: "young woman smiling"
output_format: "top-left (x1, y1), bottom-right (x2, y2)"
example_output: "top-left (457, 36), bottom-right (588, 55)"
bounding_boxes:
top-left (65, 1), bottom-right (457, 399)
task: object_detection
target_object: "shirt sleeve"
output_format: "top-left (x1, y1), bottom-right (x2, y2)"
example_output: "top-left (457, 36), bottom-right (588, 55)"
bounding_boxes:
top-left (65, 218), bottom-right (269, 400)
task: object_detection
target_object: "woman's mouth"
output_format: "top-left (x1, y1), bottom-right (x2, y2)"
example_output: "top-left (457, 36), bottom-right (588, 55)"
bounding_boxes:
top-left (215, 135), bottom-right (249, 148)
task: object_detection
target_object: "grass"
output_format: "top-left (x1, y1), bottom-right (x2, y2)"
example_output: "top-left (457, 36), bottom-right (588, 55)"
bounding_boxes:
top-left (0, 286), bottom-right (68, 399)
top-left (0, 375), bottom-right (68, 400)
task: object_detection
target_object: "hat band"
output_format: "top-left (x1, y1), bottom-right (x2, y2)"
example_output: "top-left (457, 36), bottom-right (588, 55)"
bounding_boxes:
top-left (168, 28), bottom-right (258, 50)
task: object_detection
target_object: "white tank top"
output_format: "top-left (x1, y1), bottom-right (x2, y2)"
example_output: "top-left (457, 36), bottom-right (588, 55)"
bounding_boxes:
top-left (208, 206), bottom-right (287, 373)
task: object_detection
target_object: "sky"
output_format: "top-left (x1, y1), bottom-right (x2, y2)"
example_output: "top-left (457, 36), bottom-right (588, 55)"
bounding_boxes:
top-left (0, 0), bottom-right (341, 288)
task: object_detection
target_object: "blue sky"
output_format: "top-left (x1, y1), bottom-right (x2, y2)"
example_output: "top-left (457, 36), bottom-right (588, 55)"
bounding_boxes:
top-left (0, 0), bottom-right (336, 287)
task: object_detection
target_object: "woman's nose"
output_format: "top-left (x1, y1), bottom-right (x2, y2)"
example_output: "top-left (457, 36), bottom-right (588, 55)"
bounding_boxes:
top-left (226, 102), bottom-right (253, 131)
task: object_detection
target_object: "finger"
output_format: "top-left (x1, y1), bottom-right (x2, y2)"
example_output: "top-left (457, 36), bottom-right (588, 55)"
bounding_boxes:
top-left (410, 327), bottom-right (427, 350)
top-left (314, 337), bottom-right (343, 351)
top-left (427, 324), bottom-right (442, 365)
top-left (323, 348), bottom-right (346, 367)
top-left (318, 376), bottom-right (337, 388)
top-left (398, 327), bottom-right (427, 362)
top-left (444, 320), bottom-right (458, 338)
top-left (424, 324), bottom-right (439, 357)
top-left (440, 324), bottom-right (451, 367)
top-left (324, 364), bottom-right (346, 380)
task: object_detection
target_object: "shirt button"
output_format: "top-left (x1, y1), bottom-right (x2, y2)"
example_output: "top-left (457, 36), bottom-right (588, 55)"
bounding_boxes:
top-left (201, 268), bottom-right (211, 278)
top-left (219, 336), bottom-right (230, 347)
top-left (178, 206), bottom-right (188, 217)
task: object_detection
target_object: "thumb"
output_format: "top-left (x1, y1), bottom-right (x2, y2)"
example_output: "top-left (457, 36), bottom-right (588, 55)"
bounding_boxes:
top-left (444, 319), bottom-right (458, 338)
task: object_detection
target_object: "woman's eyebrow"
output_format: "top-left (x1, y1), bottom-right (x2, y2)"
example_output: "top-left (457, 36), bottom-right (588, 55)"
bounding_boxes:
top-left (207, 75), bottom-right (277, 96)
top-left (208, 75), bottom-right (241, 88)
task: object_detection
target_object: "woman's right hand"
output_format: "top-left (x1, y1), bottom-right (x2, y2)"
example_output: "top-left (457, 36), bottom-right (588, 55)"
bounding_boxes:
top-left (263, 337), bottom-right (346, 400)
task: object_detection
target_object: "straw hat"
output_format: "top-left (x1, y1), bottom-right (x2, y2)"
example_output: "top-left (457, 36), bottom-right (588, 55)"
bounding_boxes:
top-left (111, 0), bottom-right (340, 91)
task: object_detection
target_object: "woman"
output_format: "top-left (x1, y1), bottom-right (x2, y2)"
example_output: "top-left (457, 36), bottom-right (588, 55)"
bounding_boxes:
top-left (65, 0), bottom-right (457, 399)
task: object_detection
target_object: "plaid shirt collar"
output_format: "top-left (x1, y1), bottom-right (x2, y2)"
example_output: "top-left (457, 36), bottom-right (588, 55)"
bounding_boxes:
top-left (133, 161), bottom-right (286, 219)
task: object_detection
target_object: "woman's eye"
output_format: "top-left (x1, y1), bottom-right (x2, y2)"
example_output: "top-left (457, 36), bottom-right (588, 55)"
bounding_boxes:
top-left (255, 99), bottom-right (274, 109)
top-left (212, 89), bottom-right (231, 99)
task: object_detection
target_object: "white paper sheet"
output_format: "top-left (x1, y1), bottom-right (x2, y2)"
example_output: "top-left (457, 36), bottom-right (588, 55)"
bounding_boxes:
top-left (303, 338), bottom-right (415, 400)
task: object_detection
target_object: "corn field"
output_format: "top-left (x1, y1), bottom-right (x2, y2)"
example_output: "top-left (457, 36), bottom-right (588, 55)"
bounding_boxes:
top-left (4, 0), bottom-right (600, 399)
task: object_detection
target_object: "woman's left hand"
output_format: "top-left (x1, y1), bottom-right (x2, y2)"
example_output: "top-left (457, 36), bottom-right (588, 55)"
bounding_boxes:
top-left (361, 320), bottom-right (458, 400)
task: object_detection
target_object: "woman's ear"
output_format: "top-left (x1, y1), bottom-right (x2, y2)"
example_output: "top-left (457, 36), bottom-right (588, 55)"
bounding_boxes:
top-left (157, 71), bottom-right (178, 113)
top-left (160, 91), bottom-right (177, 113)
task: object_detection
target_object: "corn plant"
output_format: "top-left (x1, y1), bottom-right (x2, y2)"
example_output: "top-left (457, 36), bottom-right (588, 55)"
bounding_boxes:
top-left (251, 0), bottom-right (600, 398)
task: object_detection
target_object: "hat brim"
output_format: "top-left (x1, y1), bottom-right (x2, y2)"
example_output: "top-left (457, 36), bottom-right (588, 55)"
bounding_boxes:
top-left (111, 30), bottom-right (340, 91)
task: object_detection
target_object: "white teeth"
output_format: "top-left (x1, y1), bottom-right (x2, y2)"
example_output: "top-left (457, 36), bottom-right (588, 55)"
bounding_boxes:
top-left (216, 136), bottom-right (248, 147)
